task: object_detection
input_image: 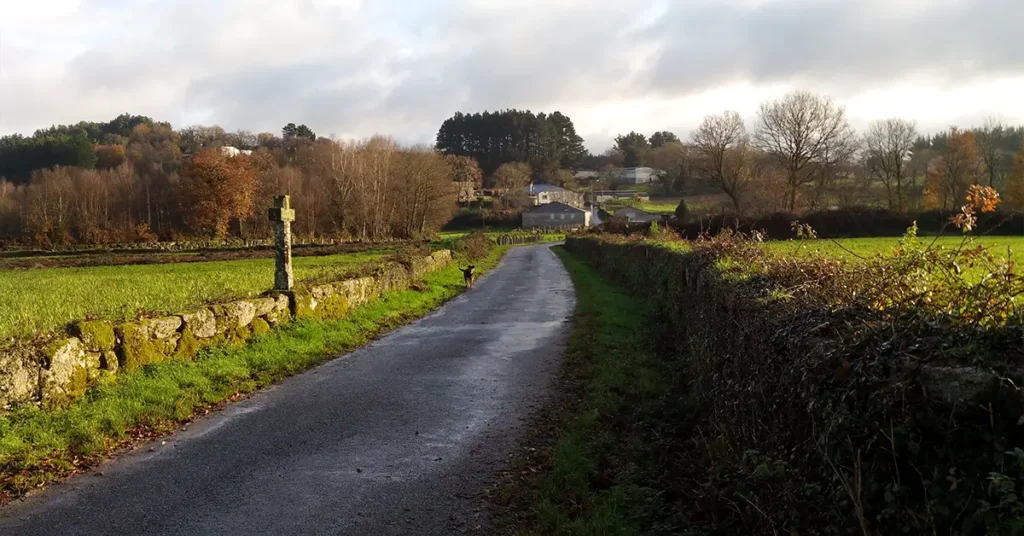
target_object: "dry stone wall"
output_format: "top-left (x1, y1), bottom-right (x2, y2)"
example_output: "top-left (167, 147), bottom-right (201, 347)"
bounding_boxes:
top-left (0, 250), bottom-right (452, 410)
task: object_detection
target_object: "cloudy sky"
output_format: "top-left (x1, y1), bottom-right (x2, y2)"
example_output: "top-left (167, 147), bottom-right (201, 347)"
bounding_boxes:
top-left (2, 0), bottom-right (1023, 152)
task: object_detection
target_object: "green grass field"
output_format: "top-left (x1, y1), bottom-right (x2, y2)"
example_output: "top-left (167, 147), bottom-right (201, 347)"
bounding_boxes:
top-left (0, 250), bottom-right (392, 340)
top-left (764, 235), bottom-right (1024, 265)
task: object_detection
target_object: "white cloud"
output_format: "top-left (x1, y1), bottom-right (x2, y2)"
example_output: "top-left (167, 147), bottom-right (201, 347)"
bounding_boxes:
top-left (1, 0), bottom-right (1022, 152)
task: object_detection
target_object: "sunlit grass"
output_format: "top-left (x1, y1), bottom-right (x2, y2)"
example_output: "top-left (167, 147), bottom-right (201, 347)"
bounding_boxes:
top-left (763, 235), bottom-right (1024, 265)
top-left (0, 251), bottom-right (392, 340)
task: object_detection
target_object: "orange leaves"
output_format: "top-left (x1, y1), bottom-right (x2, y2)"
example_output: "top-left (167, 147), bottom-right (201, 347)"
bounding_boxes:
top-left (1005, 143), bottom-right (1024, 210)
top-left (178, 149), bottom-right (259, 238)
top-left (94, 145), bottom-right (126, 170)
top-left (952, 185), bottom-right (1001, 233)
top-left (965, 184), bottom-right (1001, 213)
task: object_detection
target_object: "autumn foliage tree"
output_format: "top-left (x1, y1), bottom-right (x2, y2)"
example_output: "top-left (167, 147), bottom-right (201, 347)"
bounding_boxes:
top-left (178, 149), bottom-right (259, 238)
top-left (924, 127), bottom-right (983, 209)
top-left (1005, 143), bottom-right (1024, 210)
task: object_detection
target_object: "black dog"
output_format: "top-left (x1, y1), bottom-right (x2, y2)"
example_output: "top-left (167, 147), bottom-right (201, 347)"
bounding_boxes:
top-left (460, 265), bottom-right (476, 288)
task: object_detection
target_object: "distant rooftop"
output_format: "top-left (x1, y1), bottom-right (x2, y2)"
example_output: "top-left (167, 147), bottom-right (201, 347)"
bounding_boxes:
top-left (525, 183), bottom-right (572, 194)
top-left (524, 201), bottom-right (586, 214)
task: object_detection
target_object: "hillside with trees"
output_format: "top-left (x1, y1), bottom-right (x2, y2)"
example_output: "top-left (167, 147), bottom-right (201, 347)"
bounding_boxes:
top-left (0, 119), bottom-right (456, 245)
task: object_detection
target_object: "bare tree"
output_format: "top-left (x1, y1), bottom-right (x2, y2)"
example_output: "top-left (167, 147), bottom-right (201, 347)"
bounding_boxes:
top-left (974, 116), bottom-right (1005, 188)
top-left (863, 118), bottom-right (917, 211)
top-left (753, 91), bottom-right (857, 212)
top-left (691, 111), bottom-right (752, 213)
top-left (493, 162), bottom-right (533, 209)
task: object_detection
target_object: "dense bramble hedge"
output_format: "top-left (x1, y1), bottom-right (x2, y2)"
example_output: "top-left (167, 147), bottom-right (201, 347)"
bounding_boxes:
top-left (565, 235), bottom-right (1024, 535)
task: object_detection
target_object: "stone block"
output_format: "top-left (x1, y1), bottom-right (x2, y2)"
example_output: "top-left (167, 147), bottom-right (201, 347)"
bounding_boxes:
top-left (252, 297), bottom-right (276, 316)
top-left (378, 264), bottom-right (411, 292)
top-left (182, 309), bottom-right (217, 339)
top-left (70, 320), bottom-right (116, 352)
top-left (143, 316), bottom-right (183, 339)
top-left (41, 337), bottom-right (95, 405)
top-left (222, 300), bottom-right (257, 328)
top-left (251, 317), bottom-right (272, 335)
top-left (310, 284), bottom-right (335, 302)
top-left (0, 344), bottom-right (41, 408)
top-left (337, 277), bottom-right (376, 308)
top-left (261, 291), bottom-right (291, 312)
top-left (317, 294), bottom-right (350, 319)
top-left (101, 350), bottom-right (119, 372)
top-left (292, 290), bottom-right (318, 319)
top-left (116, 322), bottom-right (162, 372)
top-left (920, 365), bottom-right (1000, 405)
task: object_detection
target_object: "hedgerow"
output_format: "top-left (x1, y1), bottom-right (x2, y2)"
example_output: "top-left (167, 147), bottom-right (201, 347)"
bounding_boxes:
top-left (564, 187), bottom-right (1024, 534)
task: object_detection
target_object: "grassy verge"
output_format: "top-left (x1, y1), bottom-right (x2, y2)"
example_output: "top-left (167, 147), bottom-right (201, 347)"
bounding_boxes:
top-left (495, 247), bottom-right (682, 535)
top-left (0, 249), bottom-right (394, 340)
top-left (0, 246), bottom-right (508, 502)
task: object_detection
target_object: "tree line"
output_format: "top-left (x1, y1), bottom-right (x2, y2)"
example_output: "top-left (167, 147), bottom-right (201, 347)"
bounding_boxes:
top-left (0, 119), bottom-right (465, 245)
top-left (435, 109), bottom-right (587, 182)
top-left (579, 93), bottom-right (1024, 216)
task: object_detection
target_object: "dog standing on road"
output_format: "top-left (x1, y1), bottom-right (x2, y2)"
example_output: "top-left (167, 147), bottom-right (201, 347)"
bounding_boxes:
top-left (460, 265), bottom-right (476, 288)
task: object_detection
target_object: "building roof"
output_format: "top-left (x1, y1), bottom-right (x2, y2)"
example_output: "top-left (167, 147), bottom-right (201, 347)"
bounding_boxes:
top-left (524, 201), bottom-right (586, 214)
top-left (524, 183), bottom-right (572, 194)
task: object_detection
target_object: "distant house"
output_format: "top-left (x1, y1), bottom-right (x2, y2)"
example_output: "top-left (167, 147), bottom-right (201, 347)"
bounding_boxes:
top-left (574, 170), bottom-right (600, 181)
top-left (586, 190), bottom-right (650, 204)
top-left (525, 184), bottom-right (584, 208)
top-left (606, 167), bottom-right (662, 185)
top-left (613, 206), bottom-right (661, 223)
top-left (522, 202), bottom-right (591, 229)
top-left (220, 146), bottom-right (252, 158)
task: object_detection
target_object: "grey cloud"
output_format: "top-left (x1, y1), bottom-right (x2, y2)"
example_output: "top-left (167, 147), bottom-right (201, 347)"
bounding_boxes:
top-left (645, 0), bottom-right (1024, 96)
top-left (3, 0), bottom-right (1023, 148)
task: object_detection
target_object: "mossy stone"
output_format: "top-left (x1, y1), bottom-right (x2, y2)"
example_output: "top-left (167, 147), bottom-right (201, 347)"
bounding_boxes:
top-left (250, 317), bottom-right (272, 336)
top-left (317, 294), bottom-right (350, 319)
top-left (116, 322), bottom-right (162, 372)
top-left (292, 289), bottom-right (319, 320)
top-left (174, 328), bottom-right (202, 360)
top-left (70, 320), bottom-right (116, 352)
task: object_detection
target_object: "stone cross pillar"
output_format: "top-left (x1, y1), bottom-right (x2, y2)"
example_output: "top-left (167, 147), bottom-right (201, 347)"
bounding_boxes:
top-left (268, 195), bottom-right (295, 291)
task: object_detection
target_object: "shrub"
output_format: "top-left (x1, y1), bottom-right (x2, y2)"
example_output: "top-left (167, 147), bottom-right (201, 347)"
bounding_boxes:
top-left (674, 198), bottom-right (690, 222)
top-left (452, 230), bottom-right (492, 260)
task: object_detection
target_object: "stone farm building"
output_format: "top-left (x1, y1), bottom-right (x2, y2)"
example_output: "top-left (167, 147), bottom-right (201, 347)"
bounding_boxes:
top-left (610, 167), bottom-right (662, 185)
top-left (525, 184), bottom-right (584, 207)
top-left (522, 202), bottom-right (591, 230)
top-left (586, 190), bottom-right (651, 204)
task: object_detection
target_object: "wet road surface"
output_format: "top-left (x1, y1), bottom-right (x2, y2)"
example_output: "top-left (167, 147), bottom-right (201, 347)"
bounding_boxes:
top-left (0, 244), bottom-right (574, 535)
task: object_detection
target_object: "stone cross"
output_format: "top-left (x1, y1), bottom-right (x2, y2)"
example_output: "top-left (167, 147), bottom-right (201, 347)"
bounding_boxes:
top-left (268, 195), bottom-right (295, 291)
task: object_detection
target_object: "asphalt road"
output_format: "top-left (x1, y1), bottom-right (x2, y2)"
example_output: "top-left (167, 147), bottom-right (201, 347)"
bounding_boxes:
top-left (0, 244), bottom-right (574, 535)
